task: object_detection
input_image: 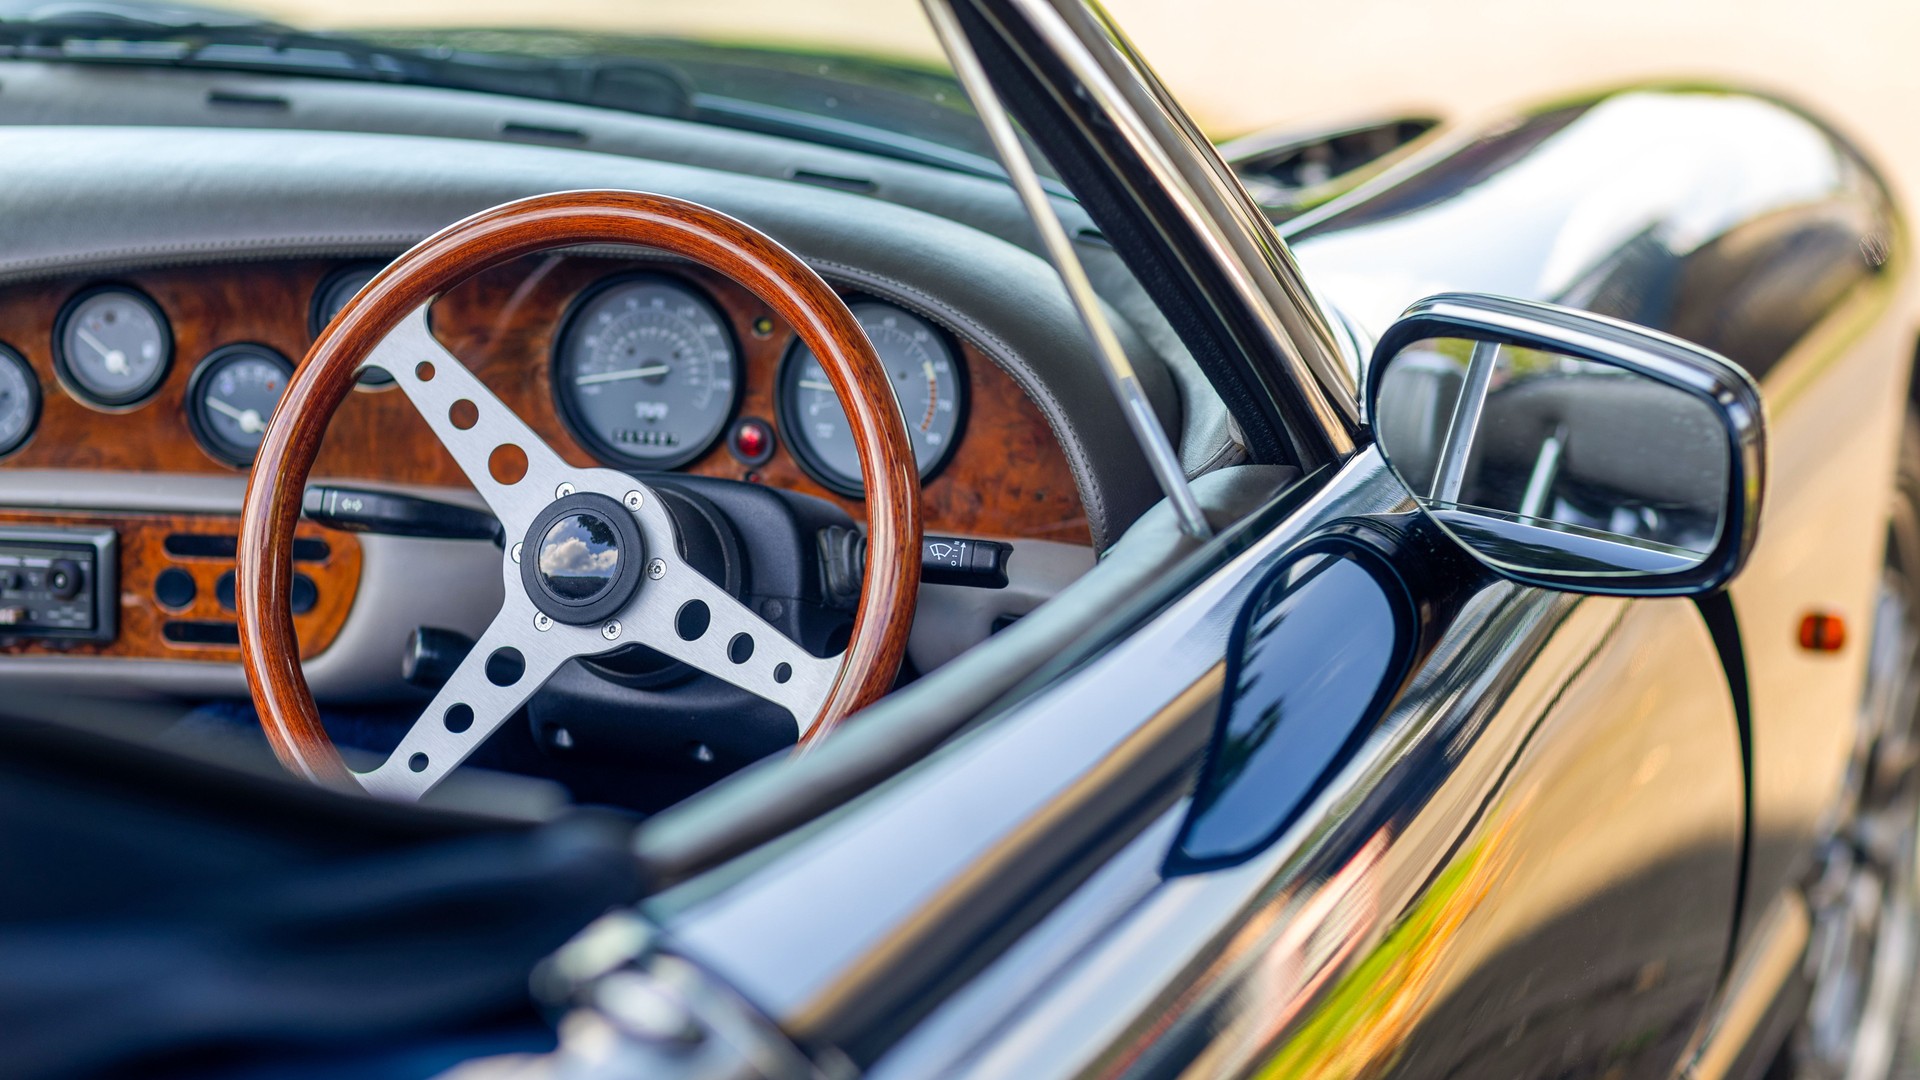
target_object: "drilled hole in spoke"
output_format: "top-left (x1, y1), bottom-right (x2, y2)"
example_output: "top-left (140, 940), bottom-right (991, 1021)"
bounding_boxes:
top-left (408, 752), bottom-right (429, 773)
top-left (485, 647), bottom-right (526, 687)
top-left (488, 444), bottom-right (528, 485)
top-left (450, 399), bottom-right (479, 430)
top-left (774, 662), bottom-right (792, 684)
top-left (728, 633), bottom-right (755, 664)
top-left (676, 600), bottom-right (710, 641)
top-left (444, 703), bottom-right (474, 733)
top-left (415, 361), bottom-right (435, 382)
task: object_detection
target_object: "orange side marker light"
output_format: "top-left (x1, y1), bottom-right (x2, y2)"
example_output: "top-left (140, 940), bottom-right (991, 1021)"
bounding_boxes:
top-left (1798, 612), bottom-right (1847, 653)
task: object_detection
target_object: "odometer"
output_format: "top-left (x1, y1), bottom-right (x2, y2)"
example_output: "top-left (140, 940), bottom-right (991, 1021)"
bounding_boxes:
top-left (778, 301), bottom-right (966, 497)
top-left (552, 276), bottom-right (740, 470)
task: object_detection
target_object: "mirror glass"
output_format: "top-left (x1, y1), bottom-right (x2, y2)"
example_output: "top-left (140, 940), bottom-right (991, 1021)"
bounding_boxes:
top-left (1374, 337), bottom-right (1730, 579)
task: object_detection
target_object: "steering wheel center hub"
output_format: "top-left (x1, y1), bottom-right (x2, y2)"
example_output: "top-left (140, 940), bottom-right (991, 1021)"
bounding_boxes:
top-left (521, 491), bottom-right (646, 625)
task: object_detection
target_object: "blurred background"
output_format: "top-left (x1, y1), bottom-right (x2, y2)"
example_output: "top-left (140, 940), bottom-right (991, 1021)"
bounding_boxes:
top-left (245, 0), bottom-right (1920, 224)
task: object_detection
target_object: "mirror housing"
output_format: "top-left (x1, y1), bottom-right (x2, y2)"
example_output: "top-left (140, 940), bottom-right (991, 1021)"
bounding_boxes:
top-left (1367, 294), bottom-right (1766, 596)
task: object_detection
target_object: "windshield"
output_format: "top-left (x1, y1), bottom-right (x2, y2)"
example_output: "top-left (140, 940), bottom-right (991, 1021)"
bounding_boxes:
top-left (0, 0), bottom-right (1058, 181)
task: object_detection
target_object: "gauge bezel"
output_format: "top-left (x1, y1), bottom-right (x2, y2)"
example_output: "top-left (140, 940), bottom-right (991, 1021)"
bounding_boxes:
top-left (310, 261), bottom-right (398, 391)
top-left (549, 272), bottom-right (745, 472)
top-left (52, 284), bottom-right (174, 411)
top-left (0, 342), bottom-right (43, 461)
top-left (776, 299), bottom-right (969, 499)
top-left (186, 343), bottom-right (295, 468)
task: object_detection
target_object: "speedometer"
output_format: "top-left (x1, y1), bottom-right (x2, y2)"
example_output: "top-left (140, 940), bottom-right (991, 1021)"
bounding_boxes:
top-left (778, 301), bottom-right (966, 497)
top-left (552, 276), bottom-right (741, 470)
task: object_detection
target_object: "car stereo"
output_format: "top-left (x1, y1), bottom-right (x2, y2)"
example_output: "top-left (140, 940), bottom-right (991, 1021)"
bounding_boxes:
top-left (0, 526), bottom-right (117, 643)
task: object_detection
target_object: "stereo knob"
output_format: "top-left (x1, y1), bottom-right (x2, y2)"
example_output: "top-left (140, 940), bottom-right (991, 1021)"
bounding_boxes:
top-left (46, 559), bottom-right (82, 601)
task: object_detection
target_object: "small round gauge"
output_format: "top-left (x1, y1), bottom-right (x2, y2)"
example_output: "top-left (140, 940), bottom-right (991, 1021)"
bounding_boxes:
top-left (54, 285), bottom-right (172, 408)
top-left (0, 344), bottom-right (41, 459)
top-left (311, 262), bottom-right (393, 389)
top-left (778, 301), bottom-right (966, 497)
top-left (552, 276), bottom-right (742, 470)
top-left (186, 344), bottom-right (294, 467)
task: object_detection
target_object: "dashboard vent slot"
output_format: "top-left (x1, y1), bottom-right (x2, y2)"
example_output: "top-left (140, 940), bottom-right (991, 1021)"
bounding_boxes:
top-left (163, 533), bottom-right (330, 562)
top-left (162, 620), bottom-right (241, 646)
top-left (790, 170), bottom-right (877, 194)
top-left (501, 122), bottom-right (587, 146)
top-left (207, 89), bottom-right (291, 111)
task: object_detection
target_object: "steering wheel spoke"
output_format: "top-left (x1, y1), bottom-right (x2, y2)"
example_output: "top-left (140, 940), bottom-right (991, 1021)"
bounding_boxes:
top-left (617, 540), bottom-right (842, 737)
top-left (366, 304), bottom-right (577, 535)
top-left (357, 587), bottom-right (609, 801)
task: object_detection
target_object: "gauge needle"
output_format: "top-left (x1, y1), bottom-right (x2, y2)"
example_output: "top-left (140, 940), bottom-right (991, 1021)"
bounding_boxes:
top-left (207, 397), bottom-right (266, 435)
top-left (798, 378), bottom-right (835, 393)
top-left (575, 364), bottom-right (671, 386)
top-left (76, 327), bottom-right (128, 375)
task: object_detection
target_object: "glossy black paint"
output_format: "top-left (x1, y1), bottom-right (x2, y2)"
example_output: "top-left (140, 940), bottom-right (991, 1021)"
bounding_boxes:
top-left (1290, 88), bottom-right (1896, 385)
top-left (1170, 540), bottom-right (1415, 873)
top-left (1294, 83), bottom-right (1909, 980)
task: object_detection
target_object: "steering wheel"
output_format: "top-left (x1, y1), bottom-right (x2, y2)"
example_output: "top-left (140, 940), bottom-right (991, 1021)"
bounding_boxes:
top-left (236, 191), bottom-right (922, 799)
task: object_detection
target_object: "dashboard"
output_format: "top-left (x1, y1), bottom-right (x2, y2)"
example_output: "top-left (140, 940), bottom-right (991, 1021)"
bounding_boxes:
top-left (0, 253), bottom-right (1091, 667)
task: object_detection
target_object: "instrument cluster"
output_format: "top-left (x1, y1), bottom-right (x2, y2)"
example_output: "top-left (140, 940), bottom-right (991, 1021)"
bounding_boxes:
top-left (547, 275), bottom-right (968, 494)
top-left (0, 268), bottom-right (972, 498)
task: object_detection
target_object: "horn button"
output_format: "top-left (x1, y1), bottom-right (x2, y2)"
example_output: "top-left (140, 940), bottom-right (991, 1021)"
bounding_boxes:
top-left (521, 492), bottom-right (646, 625)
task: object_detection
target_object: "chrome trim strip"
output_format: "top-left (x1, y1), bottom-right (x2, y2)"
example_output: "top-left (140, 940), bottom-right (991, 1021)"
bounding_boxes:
top-left (1009, 0), bottom-right (1359, 450)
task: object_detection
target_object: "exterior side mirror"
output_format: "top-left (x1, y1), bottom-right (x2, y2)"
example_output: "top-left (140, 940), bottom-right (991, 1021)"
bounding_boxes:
top-left (1368, 294), bottom-right (1766, 596)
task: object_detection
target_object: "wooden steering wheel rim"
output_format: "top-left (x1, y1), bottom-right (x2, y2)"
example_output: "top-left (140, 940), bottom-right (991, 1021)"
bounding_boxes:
top-left (238, 190), bottom-right (922, 787)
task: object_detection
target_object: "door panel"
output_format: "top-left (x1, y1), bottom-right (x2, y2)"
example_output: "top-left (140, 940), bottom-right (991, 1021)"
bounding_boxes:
top-left (1357, 597), bottom-right (1743, 1078)
top-left (863, 533), bottom-right (1741, 1080)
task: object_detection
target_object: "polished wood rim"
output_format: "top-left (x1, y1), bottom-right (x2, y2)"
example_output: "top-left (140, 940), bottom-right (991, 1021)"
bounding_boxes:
top-left (239, 190), bottom-right (921, 786)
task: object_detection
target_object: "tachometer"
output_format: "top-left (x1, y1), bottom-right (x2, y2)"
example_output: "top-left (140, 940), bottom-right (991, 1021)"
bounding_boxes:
top-left (778, 301), bottom-right (965, 497)
top-left (187, 344), bottom-right (294, 467)
top-left (552, 276), bottom-right (741, 470)
top-left (54, 285), bottom-right (172, 409)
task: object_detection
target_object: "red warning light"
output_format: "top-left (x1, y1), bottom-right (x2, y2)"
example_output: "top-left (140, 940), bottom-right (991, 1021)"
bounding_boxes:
top-left (729, 417), bottom-right (774, 466)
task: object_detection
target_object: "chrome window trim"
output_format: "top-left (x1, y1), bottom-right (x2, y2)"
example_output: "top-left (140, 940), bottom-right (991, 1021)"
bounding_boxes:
top-left (997, 0), bottom-right (1359, 454)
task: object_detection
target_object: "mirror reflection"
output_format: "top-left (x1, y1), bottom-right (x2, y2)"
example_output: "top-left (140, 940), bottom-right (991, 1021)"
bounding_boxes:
top-left (1374, 337), bottom-right (1730, 577)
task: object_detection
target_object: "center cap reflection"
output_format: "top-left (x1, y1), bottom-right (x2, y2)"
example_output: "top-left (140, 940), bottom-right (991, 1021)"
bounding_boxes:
top-left (536, 512), bottom-right (621, 602)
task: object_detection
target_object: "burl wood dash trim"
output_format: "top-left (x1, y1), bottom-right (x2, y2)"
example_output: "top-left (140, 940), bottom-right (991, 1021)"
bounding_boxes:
top-left (0, 508), bottom-right (360, 663)
top-left (240, 191), bottom-right (923, 786)
top-left (0, 261), bottom-right (1090, 544)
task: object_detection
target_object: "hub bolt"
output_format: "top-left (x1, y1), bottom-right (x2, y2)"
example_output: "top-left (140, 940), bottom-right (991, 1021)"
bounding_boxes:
top-left (602, 620), bottom-right (622, 640)
top-left (511, 542), bottom-right (523, 563)
top-left (647, 559), bottom-right (667, 580)
top-left (624, 490), bottom-right (644, 512)
top-left (534, 613), bottom-right (552, 632)
top-left (555, 482), bottom-right (575, 499)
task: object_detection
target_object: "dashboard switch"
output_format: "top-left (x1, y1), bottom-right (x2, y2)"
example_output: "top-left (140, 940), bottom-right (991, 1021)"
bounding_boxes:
top-left (819, 526), bottom-right (1013, 597)
top-left (154, 567), bottom-right (196, 610)
top-left (921, 536), bottom-right (1011, 589)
